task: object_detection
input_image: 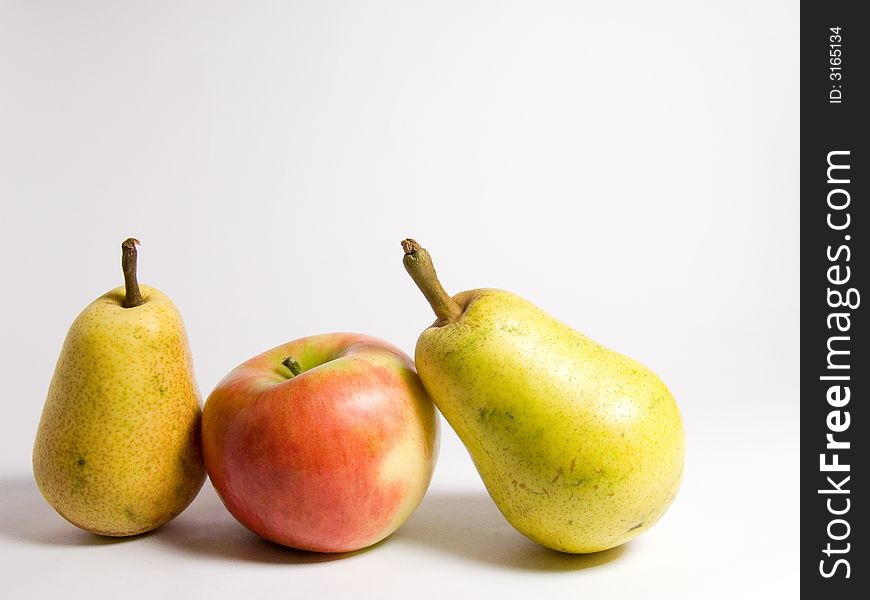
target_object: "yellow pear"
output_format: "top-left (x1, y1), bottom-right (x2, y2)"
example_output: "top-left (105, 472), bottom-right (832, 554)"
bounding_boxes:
top-left (402, 239), bottom-right (684, 553)
top-left (33, 239), bottom-right (205, 536)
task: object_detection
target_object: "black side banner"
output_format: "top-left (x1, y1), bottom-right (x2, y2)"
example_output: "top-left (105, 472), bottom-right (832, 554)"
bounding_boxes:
top-left (802, 2), bottom-right (868, 596)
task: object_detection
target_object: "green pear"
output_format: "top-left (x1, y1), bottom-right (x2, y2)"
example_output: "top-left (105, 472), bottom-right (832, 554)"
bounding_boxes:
top-left (33, 239), bottom-right (205, 536)
top-left (401, 239), bottom-right (684, 553)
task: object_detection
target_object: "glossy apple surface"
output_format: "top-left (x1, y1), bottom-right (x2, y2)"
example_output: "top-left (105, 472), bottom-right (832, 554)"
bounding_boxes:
top-left (202, 333), bottom-right (439, 552)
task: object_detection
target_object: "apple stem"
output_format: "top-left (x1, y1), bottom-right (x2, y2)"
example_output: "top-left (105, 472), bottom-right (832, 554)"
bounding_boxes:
top-left (401, 239), bottom-right (463, 323)
top-left (282, 356), bottom-right (303, 377)
top-left (121, 238), bottom-right (144, 308)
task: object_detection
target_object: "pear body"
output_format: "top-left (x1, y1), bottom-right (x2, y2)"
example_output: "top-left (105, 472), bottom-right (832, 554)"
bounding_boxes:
top-left (415, 289), bottom-right (684, 553)
top-left (33, 285), bottom-right (205, 536)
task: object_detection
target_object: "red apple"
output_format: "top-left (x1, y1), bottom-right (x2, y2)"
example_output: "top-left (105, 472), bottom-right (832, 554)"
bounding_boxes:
top-left (201, 333), bottom-right (439, 552)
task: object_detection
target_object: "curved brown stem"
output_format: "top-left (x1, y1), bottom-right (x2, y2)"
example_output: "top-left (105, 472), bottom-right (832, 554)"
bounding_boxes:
top-left (121, 238), bottom-right (144, 308)
top-left (401, 238), bottom-right (462, 323)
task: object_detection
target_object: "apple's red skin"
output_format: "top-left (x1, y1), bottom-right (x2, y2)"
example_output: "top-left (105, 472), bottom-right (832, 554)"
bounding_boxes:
top-left (202, 333), bottom-right (439, 552)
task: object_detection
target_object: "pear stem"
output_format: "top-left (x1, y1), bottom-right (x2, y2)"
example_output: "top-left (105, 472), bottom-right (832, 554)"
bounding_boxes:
top-left (401, 239), bottom-right (462, 323)
top-left (282, 356), bottom-right (303, 377)
top-left (121, 238), bottom-right (144, 308)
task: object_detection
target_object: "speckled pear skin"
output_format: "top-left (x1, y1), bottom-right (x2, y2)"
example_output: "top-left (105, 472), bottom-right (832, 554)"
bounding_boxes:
top-left (415, 288), bottom-right (684, 553)
top-left (33, 284), bottom-right (205, 536)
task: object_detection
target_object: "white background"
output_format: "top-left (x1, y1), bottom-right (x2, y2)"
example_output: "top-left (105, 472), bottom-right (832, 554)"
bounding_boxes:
top-left (0, 1), bottom-right (799, 598)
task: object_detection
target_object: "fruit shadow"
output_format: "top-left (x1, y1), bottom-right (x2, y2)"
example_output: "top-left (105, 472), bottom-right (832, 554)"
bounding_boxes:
top-left (394, 489), bottom-right (628, 572)
top-left (0, 475), bottom-right (147, 546)
top-left (154, 482), bottom-right (369, 564)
